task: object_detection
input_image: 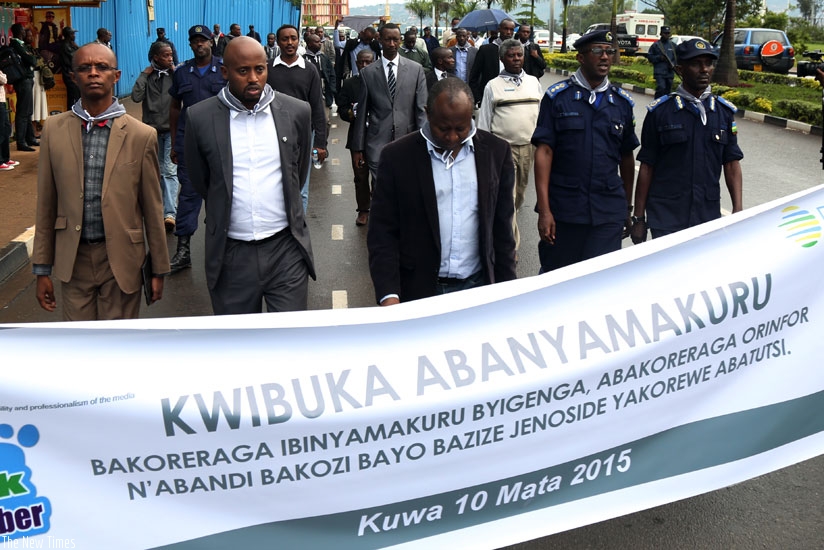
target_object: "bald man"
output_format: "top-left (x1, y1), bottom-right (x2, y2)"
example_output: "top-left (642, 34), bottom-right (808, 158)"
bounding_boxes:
top-left (184, 37), bottom-right (316, 315)
top-left (33, 43), bottom-right (170, 320)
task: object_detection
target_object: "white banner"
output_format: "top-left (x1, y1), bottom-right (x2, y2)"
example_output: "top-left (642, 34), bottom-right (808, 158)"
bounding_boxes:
top-left (1, 186), bottom-right (824, 550)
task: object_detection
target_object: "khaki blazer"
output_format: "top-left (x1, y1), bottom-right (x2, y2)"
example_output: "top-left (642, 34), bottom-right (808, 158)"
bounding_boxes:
top-left (33, 111), bottom-right (170, 294)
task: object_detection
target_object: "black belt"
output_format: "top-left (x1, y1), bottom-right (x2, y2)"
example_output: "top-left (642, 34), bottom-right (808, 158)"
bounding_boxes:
top-left (229, 227), bottom-right (289, 245)
top-left (80, 237), bottom-right (105, 245)
top-left (437, 272), bottom-right (480, 285)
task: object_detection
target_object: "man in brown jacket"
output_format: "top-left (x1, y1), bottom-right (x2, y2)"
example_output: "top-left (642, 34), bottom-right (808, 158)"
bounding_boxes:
top-left (33, 43), bottom-right (170, 320)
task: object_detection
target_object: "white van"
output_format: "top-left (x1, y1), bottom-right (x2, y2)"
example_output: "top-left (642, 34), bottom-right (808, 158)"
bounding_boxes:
top-left (616, 12), bottom-right (665, 54)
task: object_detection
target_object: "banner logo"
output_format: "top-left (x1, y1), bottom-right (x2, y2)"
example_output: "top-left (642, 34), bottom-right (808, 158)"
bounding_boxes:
top-left (0, 425), bottom-right (51, 539)
top-left (779, 206), bottom-right (821, 248)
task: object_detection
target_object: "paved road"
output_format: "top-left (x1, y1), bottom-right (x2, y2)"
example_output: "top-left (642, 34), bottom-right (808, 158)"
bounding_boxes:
top-left (1, 72), bottom-right (823, 548)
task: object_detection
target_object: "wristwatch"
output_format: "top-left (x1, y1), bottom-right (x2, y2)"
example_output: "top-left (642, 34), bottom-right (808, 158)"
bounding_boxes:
top-left (631, 215), bottom-right (645, 224)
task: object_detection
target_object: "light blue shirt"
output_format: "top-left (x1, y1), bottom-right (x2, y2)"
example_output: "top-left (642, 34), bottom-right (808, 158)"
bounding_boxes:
top-left (424, 127), bottom-right (481, 279)
top-left (334, 31), bottom-right (371, 76)
top-left (454, 46), bottom-right (469, 81)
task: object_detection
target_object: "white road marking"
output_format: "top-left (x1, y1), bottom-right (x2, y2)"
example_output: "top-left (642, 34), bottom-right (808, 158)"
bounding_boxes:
top-left (331, 225), bottom-right (344, 240)
top-left (332, 185), bottom-right (342, 195)
top-left (332, 290), bottom-right (348, 309)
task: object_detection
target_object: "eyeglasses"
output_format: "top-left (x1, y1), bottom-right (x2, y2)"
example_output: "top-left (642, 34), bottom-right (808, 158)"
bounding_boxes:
top-left (586, 47), bottom-right (617, 56)
top-left (74, 64), bottom-right (118, 74)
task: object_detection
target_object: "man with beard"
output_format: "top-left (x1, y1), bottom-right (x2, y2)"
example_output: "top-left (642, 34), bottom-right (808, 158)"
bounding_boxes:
top-left (267, 24), bottom-right (327, 212)
top-left (167, 25), bottom-right (226, 273)
top-left (367, 78), bottom-right (516, 304)
top-left (531, 31), bottom-right (639, 273)
top-left (184, 37), bottom-right (314, 315)
top-left (631, 39), bottom-right (743, 243)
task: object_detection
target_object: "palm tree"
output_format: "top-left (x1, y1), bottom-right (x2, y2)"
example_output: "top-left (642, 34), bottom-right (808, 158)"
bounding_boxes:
top-left (497, 0), bottom-right (521, 15)
top-left (406, 0), bottom-right (434, 28)
top-left (713, 0), bottom-right (739, 86)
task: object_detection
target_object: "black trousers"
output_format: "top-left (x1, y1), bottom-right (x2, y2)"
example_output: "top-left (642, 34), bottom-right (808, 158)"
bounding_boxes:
top-left (13, 78), bottom-right (35, 146)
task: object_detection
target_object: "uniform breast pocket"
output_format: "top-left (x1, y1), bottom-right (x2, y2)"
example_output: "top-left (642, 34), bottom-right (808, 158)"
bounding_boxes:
top-left (555, 115), bottom-right (585, 133)
top-left (659, 125), bottom-right (688, 146)
top-left (175, 83), bottom-right (193, 96)
top-left (210, 80), bottom-right (225, 94)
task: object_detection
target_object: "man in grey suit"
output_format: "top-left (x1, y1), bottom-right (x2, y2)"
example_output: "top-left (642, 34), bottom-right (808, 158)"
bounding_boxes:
top-left (184, 37), bottom-right (315, 315)
top-left (352, 23), bottom-right (427, 194)
top-left (449, 28), bottom-right (477, 83)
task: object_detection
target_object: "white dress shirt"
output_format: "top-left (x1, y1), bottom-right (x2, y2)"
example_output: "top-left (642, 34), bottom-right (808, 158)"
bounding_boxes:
top-left (227, 106), bottom-right (288, 240)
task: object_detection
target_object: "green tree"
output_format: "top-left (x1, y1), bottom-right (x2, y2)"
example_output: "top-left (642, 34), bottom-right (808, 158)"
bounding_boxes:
top-left (406, 0), bottom-right (434, 28)
top-left (450, 0), bottom-right (484, 20)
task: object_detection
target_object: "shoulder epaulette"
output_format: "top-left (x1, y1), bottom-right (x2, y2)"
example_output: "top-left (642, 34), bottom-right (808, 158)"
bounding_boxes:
top-left (646, 94), bottom-right (672, 112)
top-left (546, 80), bottom-right (569, 99)
top-left (717, 95), bottom-right (738, 113)
top-left (612, 86), bottom-right (635, 107)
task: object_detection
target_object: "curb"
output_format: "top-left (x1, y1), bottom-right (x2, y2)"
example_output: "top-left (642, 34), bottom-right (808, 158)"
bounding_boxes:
top-left (546, 67), bottom-right (823, 135)
top-left (0, 227), bottom-right (34, 285)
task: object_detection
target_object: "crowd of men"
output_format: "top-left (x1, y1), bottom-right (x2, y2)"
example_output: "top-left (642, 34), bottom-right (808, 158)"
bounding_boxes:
top-left (30, 18), bottom-right (744, 322)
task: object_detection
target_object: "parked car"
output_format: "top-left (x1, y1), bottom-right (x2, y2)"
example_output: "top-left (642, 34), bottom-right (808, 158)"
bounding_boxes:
top-left (534, 29), bottom-right (550, 48)
top-left (711, 28), bottom-right (795, 74)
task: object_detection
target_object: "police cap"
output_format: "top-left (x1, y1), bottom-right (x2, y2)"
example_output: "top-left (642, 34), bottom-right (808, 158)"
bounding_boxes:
top-left (675, 38), bottom-right (718, 61)
top-left (188, 25), bottom-right (213, 41)
top-left (661, 26), bottom-right (671, 34)
top-left (574, 30), bottom-right (612, 51)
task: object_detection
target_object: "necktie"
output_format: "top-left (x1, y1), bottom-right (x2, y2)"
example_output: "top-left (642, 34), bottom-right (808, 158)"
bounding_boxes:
top-left (387, 61), bottom-right (396, 99)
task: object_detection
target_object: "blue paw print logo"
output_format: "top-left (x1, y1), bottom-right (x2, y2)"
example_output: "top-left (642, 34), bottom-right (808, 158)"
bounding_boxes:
top-left (0, 424), bottom-right (51, 539)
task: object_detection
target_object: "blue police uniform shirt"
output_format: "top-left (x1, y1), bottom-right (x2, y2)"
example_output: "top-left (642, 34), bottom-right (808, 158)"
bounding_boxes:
top-left (636, 94), bottom-right (743, 232)
top-left (169, 56), bottom-right (225, 152)
top-left (531, 79), bottom-right (639, 225)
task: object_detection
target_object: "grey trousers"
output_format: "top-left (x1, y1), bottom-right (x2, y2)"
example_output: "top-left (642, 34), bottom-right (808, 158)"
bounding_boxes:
top-left (209, 229), bottom-right (309, 315)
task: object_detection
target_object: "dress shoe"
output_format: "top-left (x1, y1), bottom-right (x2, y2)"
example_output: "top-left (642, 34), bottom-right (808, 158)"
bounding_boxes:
top-left (355, 212), bottom-right (369, 226)
top-left (17, 145), bottom-right (35, 152)
top-left (27, 140), bottom-right (40, 146)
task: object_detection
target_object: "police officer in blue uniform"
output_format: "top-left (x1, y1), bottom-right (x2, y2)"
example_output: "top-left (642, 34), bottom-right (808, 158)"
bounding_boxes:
top-left (168, 25), bottom-right (226, 273)
top-left (631, 38), bottom-right (743, 243)
top-left (532, 30), bottom-right (639, 273)
top-left (647, 26), bottom-right (676, 98)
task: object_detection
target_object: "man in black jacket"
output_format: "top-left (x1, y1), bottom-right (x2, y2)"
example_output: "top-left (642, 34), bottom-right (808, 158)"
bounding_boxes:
top-left (9, 23), bottom-right (38, 151)
top-left (517, 23), bottom-right (547, 79)
top-left (468, 18), bottom-right (515, 106)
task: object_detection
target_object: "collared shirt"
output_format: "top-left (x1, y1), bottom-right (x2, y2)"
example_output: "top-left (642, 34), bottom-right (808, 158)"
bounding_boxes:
top-left (426, 138), bottom-right (481, 279)
top-left (227, 106), bottom-right (288, 240)
top-left (80, 120), bottom-right (112, 241)
top-left (434, 68), bottom-right (449, 81)
top-left (273, 55), bottom-right (306, 69)
top-left (382, 54), bottom-right (399, 84)
top-left (454, 46), bottom-right (469, 81)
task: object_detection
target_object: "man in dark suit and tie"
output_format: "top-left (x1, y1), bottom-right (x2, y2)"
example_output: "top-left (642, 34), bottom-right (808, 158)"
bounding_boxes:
top-left (469, 18), bottom-right (516, 105)
top-left (352, 23), bottom-right (427, 196)
top-left (184, 37), bottom-right (315, 315)
top-left (426, 47), bottom-right (457, 91)
top-left (367, 78), bottom-right (517, 305)
top-left (449, 28), bottom-right (477, 83)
